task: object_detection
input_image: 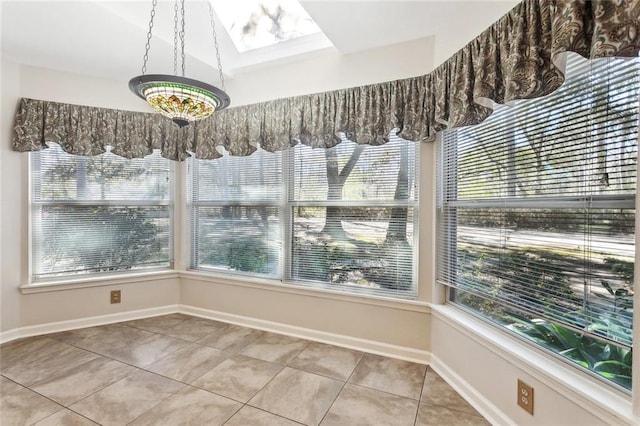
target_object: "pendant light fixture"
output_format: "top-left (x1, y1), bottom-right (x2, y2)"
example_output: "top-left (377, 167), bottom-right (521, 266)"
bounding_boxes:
top-left (129, 0), bottom-right (230, 128)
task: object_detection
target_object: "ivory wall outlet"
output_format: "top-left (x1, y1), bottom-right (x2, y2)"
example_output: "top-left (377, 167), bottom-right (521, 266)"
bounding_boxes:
top-left (517, 379), bottom-right (534, 415)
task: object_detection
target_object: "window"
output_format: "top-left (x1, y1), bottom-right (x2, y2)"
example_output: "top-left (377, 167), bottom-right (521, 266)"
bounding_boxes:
top-left (31, 145), bottom-right (174, 280)
top-left (211, 0), bottom-right (324, 52)
top-left (438, 53), bottom-right (638, 390)
top-left (189, 136), bottom-right (418, 298)
top-left (188, 148), bottom-right (282, 277)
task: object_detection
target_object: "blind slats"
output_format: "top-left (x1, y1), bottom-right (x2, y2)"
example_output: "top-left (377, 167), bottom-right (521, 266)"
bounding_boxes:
top-left (438, 52), bottom-right (638, 359)
top-left (189, 136), bottom-right (419, 298)
top-left (31, 146), bottom-right (173, 280)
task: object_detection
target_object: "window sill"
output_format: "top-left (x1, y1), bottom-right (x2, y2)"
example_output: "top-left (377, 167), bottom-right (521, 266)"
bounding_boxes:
top-left (431, 304), bottom-right (635, 425)
top-left (21, 270), bottom-right (180, 294)
top-left (19, 268), bottom-right (429, 314)
top-left (180, 270), bottom-right (430, 313)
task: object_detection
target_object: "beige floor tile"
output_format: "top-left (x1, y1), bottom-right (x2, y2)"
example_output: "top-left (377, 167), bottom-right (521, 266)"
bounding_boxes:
top-left (288, 341), bottom-right (363, 381)
top-left (161, 317), bottom-right (226, 342)
top-left (47, 326), bottom-right (105, 345)
top-left (31, 356), bottom-right (136, 406)
top-left (225, 406), bottom-right (302, 426)
top-left (197, 323), bottom-right (264, 353)
top-left (0, 376), bottom-right (63, 426)
top-left (34, 409), bottom-right (100, 425)
top-left (3, 344), bottom-right (99, 387)
top-left (321, 383), bottom-right (418, 426)
top-left (240, 332), bottom-right (309, 364)
top-left (122, 313), bottom-right (191, 333)
top-left (0, 336), bottom-right (69, 372)
top-left (349, 353), bottom-right (426, 399)
top-left (69, 370), bottom-right (185, 426)
top-left (421, 367), bottom-right (479, 415)
top-left (146, 343), bottom-right (229, 383)
top-left (128, 386), bottom-right (241, 425)
top-left (249, 367), bottom-right (343, 425)
top-left (193, 354), bottom-right (283, 403)
top-left (0, 318), bottom-right (490, 426)
top-left (72, 323), bottom-right (154, 355)
top-left (103, 334), bottom-right (190, 367)
top-left (415, 402), bottom-right (491, 426)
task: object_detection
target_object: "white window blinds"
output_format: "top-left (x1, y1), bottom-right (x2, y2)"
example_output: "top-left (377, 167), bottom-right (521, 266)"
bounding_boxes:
top-left (188, 136), bottom-right (419, 298)
top-left (289, 138), bottom-right (418, 297)
top-left (438, 53), bottom-right (638, 389)
top-left (188, 149), bottom-right (282, 277)
top-left (31, 145), bottom-right (173, 280)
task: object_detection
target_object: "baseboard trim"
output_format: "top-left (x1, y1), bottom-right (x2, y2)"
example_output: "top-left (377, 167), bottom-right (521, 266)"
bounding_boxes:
top-left (0, 304), bottom-right (430, 364)
top-left (0, 329), bottom-right (21, 345)
top-left (181, 304), bottom-right (431, 364)
top-left (0, 305), bottom-right (180, 344)
top-left (430, 354), bottom-right (514, 426)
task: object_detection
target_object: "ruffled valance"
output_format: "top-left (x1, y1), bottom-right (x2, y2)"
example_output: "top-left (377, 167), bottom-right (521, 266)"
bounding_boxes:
top-left (12, 0), bottom-right (640, 160)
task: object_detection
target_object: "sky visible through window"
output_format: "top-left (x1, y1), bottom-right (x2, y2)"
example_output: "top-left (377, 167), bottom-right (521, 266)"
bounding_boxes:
top-left (211, 0), bottom-right (321, 52)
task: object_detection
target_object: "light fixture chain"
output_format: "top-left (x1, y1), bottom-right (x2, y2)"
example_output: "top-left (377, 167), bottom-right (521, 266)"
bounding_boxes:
top-left (141, 0), bottom-right (158, 75)
top-left (180, 0), bottom-right (186, 77)
top-left (173, 0), bottom-right (179, 75)
top-left (208, 2), bottom-right (225, 91)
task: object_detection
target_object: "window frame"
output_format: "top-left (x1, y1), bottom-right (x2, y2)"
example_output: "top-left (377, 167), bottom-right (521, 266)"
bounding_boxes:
top-left (435, 56), bottom-right (638, 392)
top-left (28, 148), bottom-right (176, 284)
top-left (187, 139), bottom-right (421, 299)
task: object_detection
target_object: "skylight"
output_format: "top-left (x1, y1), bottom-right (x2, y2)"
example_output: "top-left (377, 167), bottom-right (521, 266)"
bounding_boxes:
top-left (211, 0), bottom-right (322, 52)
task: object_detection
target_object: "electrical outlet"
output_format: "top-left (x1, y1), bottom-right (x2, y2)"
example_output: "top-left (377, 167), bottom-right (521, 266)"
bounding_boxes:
top-left (110, 290), bottom-right (121, 304)
top-left (517, 379), bottom-right (534, 415)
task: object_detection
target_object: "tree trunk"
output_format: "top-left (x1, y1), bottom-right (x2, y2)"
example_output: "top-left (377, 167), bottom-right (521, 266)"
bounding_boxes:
top-left (322, 145), bottom-right (365, 238)
top-left (385, 142), bottom-right (409, 244)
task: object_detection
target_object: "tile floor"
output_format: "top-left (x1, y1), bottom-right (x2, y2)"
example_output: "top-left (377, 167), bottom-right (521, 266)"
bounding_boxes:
top-left (0, 313), bottom-right (490, 425)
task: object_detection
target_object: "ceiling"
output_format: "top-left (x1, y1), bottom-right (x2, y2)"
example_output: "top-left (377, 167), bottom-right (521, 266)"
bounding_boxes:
top-left (1, 1), bottom-right (518, 85)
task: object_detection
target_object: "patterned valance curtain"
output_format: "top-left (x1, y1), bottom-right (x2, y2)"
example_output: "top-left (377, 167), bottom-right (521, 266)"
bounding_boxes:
top-left (12, 0), bottom-right (640, 161)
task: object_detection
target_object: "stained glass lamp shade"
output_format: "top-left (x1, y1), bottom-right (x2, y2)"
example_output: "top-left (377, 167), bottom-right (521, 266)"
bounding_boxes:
top-left (129, 74), bottom-right (231, 128)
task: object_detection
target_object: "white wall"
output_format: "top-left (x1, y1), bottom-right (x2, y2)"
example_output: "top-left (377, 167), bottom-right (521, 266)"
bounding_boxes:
top-left (431, 1), bottom-right (518, 67)
top-left (1, 58), bottom-right (22, 333)
top-left (227, 37), bottom-right (434, 106)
